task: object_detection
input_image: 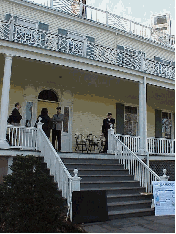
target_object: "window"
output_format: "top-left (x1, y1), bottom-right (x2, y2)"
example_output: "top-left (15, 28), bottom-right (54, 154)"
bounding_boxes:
top-left (25, 102), bottom-right (33, 127)
top-left (124, 106), bottom-right (138, 136)
top-left (38, 90), bottom-right (58, 102)
top-left (63, 107), bottom-right (69, 133)
top-left (162, 112), bottom-right (172, 139)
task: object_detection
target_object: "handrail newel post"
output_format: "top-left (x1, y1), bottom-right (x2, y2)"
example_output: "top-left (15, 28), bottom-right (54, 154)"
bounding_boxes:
top-left (37, 117), bottom-right (43, 151)
top-left (107, 127), bottom-right (114, 154)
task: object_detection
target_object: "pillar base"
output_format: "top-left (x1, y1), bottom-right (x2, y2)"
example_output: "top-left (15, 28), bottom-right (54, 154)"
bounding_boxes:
top-left (0, 139), bottom-right (10, 149)
top-left (138, 149), bottom-right (147, 156)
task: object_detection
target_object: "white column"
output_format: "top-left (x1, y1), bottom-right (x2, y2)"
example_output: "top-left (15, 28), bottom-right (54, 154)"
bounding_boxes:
top-left (138, 77), bottom-right (147, 155)
top-left (7, 156), bottom-right (13, 175)
top-left (0, 54), bottom-right (13, 149)
top-left (139, 81), bottom-right (144, 154)
top-left (143, 77), bottom-right (147, 154)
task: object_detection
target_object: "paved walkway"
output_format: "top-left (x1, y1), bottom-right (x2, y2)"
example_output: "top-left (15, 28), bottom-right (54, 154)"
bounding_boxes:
top-left (82, 215), bottom-right (175, 233)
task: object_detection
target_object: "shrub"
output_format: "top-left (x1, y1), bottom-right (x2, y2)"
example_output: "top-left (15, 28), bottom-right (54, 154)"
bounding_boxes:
top-left (0, 155), bottom-right (84, 233)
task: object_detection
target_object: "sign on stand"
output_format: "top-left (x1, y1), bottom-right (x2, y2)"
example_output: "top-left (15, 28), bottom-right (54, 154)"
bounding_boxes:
top-left (152, 181), bottom-right (175, 216)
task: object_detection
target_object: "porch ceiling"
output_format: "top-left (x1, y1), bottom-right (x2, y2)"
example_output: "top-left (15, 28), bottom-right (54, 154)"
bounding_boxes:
top-left (0, 40), bottom-right (175, 90)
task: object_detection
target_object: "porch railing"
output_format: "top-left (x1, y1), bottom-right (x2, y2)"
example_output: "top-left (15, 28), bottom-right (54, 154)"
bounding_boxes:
top-left (147, 137), bottom-right (175, 155)
top-left (115, 133), bottom-right (175, 155)
top-left (116, 134), bottom-right (140, 153)
top-left (113, 134), bottom-right (161, 193)
top-left (7, 125), bottom-right (37, 149)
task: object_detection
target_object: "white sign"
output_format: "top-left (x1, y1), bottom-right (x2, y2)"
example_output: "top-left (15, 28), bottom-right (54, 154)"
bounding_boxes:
top-left (152, 181), bottom-right (175, 216)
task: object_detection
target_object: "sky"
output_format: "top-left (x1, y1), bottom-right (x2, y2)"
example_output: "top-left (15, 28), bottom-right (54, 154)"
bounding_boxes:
top-left (30, 0), bottom-right (175, 34)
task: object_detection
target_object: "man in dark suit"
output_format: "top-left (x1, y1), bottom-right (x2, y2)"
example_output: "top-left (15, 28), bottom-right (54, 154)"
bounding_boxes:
top-left (102, 112), bottom-right (115, 153)
top-left (11, 102), bottom-right (22, 126)
top-left (52, 107), bottom-right (64, 152)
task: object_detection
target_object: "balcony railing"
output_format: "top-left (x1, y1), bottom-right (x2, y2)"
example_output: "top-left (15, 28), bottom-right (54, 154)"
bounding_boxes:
top-left (50, 0), bottom-right (175, 48)
top-left (0, 17), bottom-right (175, 80)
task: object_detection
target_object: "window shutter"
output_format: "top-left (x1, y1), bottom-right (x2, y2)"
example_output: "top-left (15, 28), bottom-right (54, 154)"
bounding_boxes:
top-left (116, 103), bottom-right (124, 134)
top-left (155, 109), bottom-right (162, 138)
top-left (86, 36), bottom-right (95, 59)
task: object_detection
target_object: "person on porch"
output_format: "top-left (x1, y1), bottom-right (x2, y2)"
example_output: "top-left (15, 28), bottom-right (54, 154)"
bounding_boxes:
top-left (52, 107), bottom-right (64, 152)
top-left (36, 108), bottom-right (52, 138)
top-left (102, 112), bottom-right (115, 153)
top-left (11, 102), bottom-right (22, 126)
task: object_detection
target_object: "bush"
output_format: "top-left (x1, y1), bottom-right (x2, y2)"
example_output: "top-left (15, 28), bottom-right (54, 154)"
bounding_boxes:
top-left (0, 155), bottom-right (85, 233)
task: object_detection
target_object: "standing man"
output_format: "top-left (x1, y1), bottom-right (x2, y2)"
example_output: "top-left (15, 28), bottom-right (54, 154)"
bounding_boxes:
top-left (102, 112), bottom-right (115, 153)
top-left (11, 102), bottom-right (22, 126)
top-left (52, 107), bottom-right (64, 152)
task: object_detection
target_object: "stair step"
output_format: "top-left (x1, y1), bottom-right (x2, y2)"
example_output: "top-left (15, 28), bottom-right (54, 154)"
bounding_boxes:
top-left (79, 175), bottom-right (134, 182)
top-left (61, 158), bottom-right (120, 164)
top-left (108, 208), bottom-right (154, 219)
top-left (81, 186), bottom-right (146, 194)
top-left (107, 193), bottom-right (152, 202)
top-left (81, 180), bottom-right (140, 189)
top-left (76, 169), bottom-right (130, 176)
top-left (65, 163), bottom-right (124, 170)
top-left (108, 200), bottom-right (151, 212)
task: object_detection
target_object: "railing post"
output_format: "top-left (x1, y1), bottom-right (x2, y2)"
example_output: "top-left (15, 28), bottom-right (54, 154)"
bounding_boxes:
top-left (72, 169), bottom-right (81, 191)
top-left (107, 127), bottom-right (114, 154)
top-left (9, 17), bottom-right (15, 41)
top-left (37, 117), bottom-right (43, 151)
top-left (160, 169), bottom-right (169, 181)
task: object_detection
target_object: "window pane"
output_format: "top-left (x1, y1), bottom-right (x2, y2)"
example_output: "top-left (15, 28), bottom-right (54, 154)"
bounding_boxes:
top-left (63, 107), bottom-right (69, 133)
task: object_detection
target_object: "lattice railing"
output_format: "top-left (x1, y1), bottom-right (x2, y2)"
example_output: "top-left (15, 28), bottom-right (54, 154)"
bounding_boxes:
top-left (0, 17), bottom-right (175, 80)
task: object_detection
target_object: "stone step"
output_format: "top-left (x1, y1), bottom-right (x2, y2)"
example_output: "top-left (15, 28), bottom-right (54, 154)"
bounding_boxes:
top-left (107, 200), bottom-right (151, 212)
top-left (79, 175), bottom-right (134, 182)
top-left (80, 181), bottom-right (140, 189)
top-left (108, 208), bottom-right (155, 220)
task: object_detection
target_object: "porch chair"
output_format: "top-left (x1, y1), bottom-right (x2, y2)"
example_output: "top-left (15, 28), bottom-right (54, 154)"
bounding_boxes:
top-left (75, 133), bottom-right (88, 153)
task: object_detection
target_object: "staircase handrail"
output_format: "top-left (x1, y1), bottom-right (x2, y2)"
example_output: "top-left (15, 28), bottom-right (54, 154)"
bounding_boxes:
top-left (113, 134), bottom-right (161, 193)
top-left (37, 127), bottom-right (80, 221)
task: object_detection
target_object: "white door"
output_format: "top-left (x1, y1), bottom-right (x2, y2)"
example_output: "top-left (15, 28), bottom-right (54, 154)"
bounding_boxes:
top-left (61, 106), bottom-right (72, 152)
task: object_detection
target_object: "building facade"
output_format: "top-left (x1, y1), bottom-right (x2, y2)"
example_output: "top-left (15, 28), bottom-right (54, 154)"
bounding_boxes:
top-left (0, 0), bottom-right (175, 181)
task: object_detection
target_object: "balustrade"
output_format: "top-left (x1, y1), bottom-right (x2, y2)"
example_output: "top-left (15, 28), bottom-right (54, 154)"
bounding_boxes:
top-left (113, 134), bottom-right (161, 193)
top-left (6, 125), bottom-right (37, 149)
top-left (37, 122), bottom-right (81, 221)
top-left (115, 134), bottom-right (175, 156)
top-left (0, 17), bottom-right (175, 80)
top-left (147, 137), bottom-right (175, 155)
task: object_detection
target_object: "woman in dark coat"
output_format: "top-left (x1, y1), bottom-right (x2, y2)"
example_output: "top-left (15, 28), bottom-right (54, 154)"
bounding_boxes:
top-left (36, 108), bottom-right (51, 138)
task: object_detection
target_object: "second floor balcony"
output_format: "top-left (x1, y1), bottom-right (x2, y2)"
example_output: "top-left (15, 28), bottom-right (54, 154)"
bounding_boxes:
top-left (0, 15), bottom-right (175, 81)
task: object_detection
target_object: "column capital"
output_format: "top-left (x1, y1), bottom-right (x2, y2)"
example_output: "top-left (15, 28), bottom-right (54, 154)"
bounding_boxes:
top-left (4, 54), bottom-right (13, 60)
